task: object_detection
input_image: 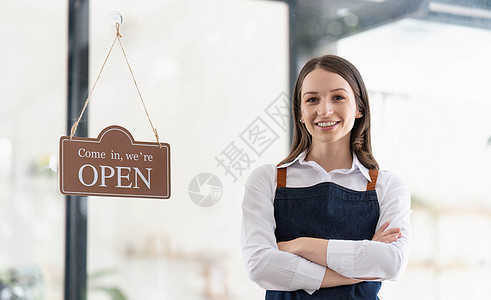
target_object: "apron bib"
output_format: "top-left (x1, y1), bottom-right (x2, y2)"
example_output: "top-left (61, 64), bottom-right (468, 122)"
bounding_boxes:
top-left (266, 167), bottom-right (381, 300)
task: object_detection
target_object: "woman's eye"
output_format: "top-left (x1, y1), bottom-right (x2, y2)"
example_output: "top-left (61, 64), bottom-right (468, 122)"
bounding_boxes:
top-left (333, 95), bottom-right (345, 101)
top-left (306, 97), bottom-right (319, 103)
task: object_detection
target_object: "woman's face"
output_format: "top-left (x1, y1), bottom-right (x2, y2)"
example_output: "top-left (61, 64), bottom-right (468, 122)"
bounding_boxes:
top-left (300, 68), bottom-right (360, 149)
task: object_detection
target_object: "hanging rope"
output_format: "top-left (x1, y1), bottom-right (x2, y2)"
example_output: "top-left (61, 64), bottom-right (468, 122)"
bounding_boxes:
top-left (70, 22), bottom-right (162, 148)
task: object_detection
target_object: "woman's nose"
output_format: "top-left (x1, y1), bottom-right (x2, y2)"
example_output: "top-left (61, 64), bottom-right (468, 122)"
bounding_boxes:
top-left (317, 99), bottom-right (334, 116)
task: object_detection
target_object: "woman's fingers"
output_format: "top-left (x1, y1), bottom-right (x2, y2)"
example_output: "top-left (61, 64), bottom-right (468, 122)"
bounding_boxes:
top-left (277, 241), bottom-right (288, 251)
top-left (372, 221), bottom-right (402, 243)
top-left (382, 227), bottom-right (401, 235)
top-left (377, 233), bottom-right (400, 243)
top-left (277, 239), bottom-right (299, 253)
top-left (387, 233), bottom-right (401, 242)
top-left (376, 221), bottom-right (390, 234)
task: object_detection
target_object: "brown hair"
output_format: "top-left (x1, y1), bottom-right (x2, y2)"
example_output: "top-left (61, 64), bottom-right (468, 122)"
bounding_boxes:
top-left (279, 55), bottom-right (379, 170)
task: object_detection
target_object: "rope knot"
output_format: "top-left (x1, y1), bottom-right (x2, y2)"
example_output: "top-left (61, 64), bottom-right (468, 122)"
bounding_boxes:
top-left (116, 23), bottom-right (122, 38)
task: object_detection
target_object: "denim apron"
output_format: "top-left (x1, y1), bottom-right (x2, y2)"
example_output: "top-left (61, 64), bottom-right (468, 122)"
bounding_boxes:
top-left (265, 167), bottom-right (381, 300)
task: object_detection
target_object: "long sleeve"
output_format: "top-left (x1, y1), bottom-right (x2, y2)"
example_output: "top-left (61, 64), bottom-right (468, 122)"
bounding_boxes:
top-left (326, 171), bottom-right (412, 280)
top-left (241, 164), bottom-right (326, 293)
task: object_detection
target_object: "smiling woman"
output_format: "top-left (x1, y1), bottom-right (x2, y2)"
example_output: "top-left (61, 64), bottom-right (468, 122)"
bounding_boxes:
top-left (299, 69), bottom-right (360, 165)
top-left (241, 55), bottom-right (411, 299)
top-left (280, 55), bottom-right (378, 171)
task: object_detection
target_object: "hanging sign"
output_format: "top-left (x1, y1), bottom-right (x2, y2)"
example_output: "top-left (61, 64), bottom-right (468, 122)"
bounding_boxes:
top-left (60, 22), bottom-right (171, 200)
top-left (59, 125), bottom-right (170, 199)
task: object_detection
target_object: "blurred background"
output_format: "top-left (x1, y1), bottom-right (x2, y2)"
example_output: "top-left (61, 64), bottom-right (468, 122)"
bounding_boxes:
top-left (1, 0), bottom-right (491, 299)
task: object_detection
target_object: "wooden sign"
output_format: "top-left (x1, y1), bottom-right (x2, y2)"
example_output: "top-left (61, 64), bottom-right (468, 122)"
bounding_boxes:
top-left (59, 125), bottom-right (170, 199)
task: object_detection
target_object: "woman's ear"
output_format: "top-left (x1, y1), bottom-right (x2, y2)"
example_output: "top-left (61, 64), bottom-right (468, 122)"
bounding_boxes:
top-left (356, 111), bottom-right (363, 118)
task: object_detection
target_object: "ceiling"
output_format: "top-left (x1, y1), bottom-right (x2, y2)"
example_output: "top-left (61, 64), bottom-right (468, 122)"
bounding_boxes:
top-left (272, 0), bottom-right (491, 56)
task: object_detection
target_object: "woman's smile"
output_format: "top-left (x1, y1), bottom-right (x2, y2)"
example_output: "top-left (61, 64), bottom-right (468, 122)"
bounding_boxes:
top-left (315, 120), bottom-right (340, 130)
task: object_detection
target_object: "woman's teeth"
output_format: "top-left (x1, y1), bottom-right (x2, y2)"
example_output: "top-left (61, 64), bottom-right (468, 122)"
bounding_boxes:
top-left (317, 121), bottom-right (338, 128)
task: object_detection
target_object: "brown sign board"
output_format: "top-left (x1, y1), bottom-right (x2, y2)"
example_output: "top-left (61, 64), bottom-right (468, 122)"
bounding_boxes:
top-left (59, 125), bottom-right (170, 199)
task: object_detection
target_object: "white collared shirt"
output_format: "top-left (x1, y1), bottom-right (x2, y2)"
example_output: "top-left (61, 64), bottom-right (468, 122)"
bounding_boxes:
top-left (240, 151), bottom-right (411, 294)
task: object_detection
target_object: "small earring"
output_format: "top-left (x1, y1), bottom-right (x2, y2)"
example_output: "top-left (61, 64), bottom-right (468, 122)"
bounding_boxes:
top-left (300, 119), bottom-right (304, 123)
top-left (358, 113), bottom-right (363, 118)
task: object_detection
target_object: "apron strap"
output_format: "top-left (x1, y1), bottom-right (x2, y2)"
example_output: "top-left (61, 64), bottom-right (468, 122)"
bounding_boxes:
top-left (277, 167), bottom-right (287, 188)
top-left (366, 169), bottom-right (379, 191)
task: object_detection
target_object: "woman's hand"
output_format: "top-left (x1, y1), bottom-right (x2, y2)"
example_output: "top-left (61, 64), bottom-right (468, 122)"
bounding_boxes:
top-left (321, 267), bottom-right (362, 288)
top-left (277, 238), bottom-right (301, 255)
top-left (372, 221), bottom-right (401, 244)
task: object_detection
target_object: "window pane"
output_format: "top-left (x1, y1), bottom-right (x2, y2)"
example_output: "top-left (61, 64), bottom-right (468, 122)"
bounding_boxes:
top-left (0, 1), bottom-right (68, 299)
top-left (87, 1), bottom-right (288, 299)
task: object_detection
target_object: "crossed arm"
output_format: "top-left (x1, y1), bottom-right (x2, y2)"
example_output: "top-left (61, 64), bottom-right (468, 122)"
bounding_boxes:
top-left (277, 221), bottom-right (402, 287)
top-left (241, 165), bottom-right (411, 292)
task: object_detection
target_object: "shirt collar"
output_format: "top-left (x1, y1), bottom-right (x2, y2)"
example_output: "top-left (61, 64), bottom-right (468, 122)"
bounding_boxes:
top-left (351, 154), bottom-right (372, 182)
top-left (277, 152), bottom-right (304, 168)
top-left (278, 151), bottom-right (372, 182)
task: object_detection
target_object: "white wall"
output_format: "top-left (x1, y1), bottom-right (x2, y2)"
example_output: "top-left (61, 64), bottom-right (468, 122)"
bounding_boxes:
top-left (338, 19), bottom-right (491, 300)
